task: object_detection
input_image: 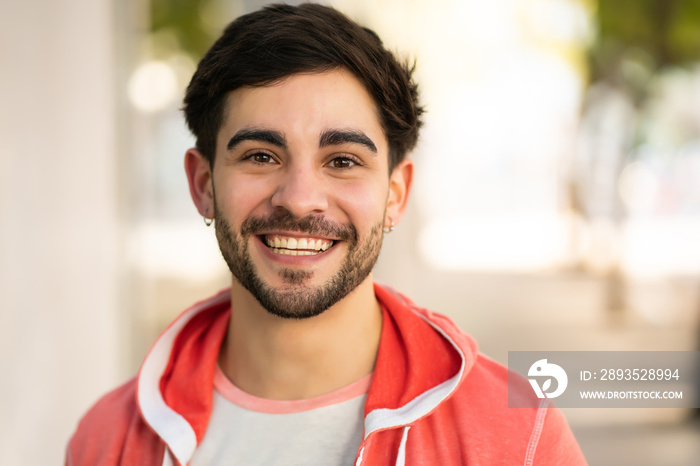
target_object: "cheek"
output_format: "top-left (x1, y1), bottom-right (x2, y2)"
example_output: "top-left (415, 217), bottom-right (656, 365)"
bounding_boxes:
top-left (214, 173), bottom-right (274, 219)
top-left (335, 180), bottom-right (388, 227)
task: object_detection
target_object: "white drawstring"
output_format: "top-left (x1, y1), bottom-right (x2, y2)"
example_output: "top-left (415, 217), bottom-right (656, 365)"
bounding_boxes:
top-left (395, 426), bottom-right (411, 466)
top-left (355, 426), bottom-right (411, 466)
top-left (355, 446), bottom-right (365, 466)
top-left (162, 447), bottom-right (174, 466)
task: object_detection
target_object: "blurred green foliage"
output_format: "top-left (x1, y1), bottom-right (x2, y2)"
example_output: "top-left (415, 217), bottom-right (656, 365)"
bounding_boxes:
top-left (591, 0), bottom-right (700, 82)
top-left (151, 0), bottom-right (700, 87)
top-left (150, 0), bottom-right (215, 58)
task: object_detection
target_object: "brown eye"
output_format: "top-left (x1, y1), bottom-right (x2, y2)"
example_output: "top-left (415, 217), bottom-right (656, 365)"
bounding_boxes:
top-left (329, 157), bottom-right (357, 169)
top-left (246, 152), bottom-right (276, 164)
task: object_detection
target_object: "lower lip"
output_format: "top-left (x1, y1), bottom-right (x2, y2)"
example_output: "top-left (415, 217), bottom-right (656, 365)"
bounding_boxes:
top-left (254, 236), bottom-right (338, 265)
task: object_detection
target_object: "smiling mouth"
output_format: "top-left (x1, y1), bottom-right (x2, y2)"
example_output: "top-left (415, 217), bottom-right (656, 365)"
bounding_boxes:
top-left (261, 234), bottom-right (335, 256)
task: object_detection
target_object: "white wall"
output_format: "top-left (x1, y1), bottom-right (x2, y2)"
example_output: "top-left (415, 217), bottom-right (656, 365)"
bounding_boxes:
top-left (0, 0), bottom-right (123, 463)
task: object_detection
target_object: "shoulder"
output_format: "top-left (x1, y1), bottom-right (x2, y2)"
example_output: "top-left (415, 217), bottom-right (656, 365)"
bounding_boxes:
top-left (448, 354), bottom-right (587, 464)
top-left (74, 377), bottom-right (139, 431)
top-left (66, 377), bottom-right (143, 465)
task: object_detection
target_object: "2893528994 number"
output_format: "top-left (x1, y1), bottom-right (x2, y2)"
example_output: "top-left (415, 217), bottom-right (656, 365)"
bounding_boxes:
top-left (600, 368), bottom-right (679, 381)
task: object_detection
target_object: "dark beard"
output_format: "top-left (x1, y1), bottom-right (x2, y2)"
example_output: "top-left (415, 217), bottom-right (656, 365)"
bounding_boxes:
top-left (214, 208), bottom-right (383, 319)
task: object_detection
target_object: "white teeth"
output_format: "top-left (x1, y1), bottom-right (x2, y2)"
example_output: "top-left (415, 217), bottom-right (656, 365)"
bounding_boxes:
top-left (269, 248), bottom-right (320, 256)
top-left (263, 235), bottom-right (335, 254)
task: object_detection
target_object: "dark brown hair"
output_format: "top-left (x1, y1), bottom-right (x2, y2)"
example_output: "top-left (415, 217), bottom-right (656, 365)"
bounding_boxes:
top-left (183, 3), bottom-right (423, 171)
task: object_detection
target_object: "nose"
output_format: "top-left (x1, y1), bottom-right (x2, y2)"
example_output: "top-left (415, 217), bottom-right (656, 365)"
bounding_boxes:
top-left (270, 163), bottom-right (329, 218)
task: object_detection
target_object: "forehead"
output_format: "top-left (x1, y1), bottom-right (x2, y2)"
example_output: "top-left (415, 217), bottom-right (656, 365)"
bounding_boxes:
top-left (218, 69), bottom-right (387, 153)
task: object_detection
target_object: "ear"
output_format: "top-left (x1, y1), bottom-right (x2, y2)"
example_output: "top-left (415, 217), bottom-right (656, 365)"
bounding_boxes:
top-left (184, 148), bottom-right (214, 220)
top-left (385, 158), bottom-right (414, 227)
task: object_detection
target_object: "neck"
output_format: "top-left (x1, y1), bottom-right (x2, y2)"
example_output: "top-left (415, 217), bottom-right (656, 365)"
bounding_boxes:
top-left (219, 276), bottom-right (382, 400)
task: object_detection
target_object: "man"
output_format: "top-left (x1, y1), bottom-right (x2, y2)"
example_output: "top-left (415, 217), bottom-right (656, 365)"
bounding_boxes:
top-left (67, 4), bottom-right (586, 465)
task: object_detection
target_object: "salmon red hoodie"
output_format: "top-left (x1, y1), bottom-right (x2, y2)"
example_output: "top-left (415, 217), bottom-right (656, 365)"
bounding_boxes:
top-left (66, 284), bottom-right (587, 465)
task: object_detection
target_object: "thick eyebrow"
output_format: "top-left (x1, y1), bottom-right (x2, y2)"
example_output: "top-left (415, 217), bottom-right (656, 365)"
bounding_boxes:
top-left (226, 128), bottom-right (287, 151)
top-left (319, 129), bottom-right (377, 153)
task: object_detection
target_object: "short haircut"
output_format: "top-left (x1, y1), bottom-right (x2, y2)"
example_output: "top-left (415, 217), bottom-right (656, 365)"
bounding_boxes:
top-left (183, 3), bottom-right (423, 172)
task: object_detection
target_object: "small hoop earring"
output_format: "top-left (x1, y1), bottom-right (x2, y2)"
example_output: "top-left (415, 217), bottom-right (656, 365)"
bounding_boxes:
top-left (383, 219), bottom-right (395, 233)
top-left (203, 208), bottom-right (213, 227)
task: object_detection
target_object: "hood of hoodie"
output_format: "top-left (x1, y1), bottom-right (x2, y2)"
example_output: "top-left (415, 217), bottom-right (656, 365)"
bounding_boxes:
top-left (135, 284), bottom-right (478, 466)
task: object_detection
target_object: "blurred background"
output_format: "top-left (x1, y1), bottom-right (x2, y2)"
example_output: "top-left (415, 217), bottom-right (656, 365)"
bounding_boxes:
top-left (2, 0), bottom-right (700, 464)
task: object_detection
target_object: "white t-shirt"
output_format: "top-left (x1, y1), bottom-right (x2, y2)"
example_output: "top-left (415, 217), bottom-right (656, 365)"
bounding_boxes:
top-left (190, 366), bottom-right (371, 466)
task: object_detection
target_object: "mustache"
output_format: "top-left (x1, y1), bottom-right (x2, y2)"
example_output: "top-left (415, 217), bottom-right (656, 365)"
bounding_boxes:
top-left (238, 210), bottom-right (357, 242)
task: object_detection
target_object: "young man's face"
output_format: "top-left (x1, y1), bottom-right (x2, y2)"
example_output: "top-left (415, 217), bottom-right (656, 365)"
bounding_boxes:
top-left (193, 69), bottom-right (410, 318)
